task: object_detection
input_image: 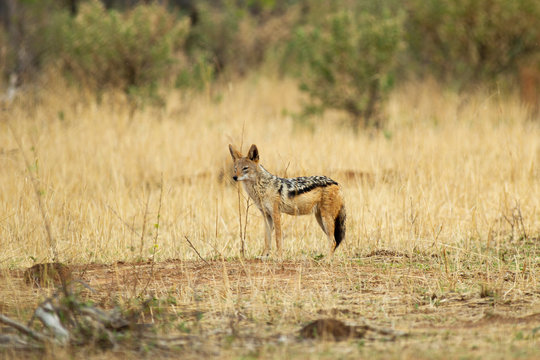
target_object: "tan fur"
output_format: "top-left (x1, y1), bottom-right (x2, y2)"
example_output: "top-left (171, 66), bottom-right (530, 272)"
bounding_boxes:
top-left (229, 144), bottom-right (345, 257)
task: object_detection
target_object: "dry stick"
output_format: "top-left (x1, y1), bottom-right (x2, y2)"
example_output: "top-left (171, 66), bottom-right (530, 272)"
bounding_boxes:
top-left (7, 121), bottom-right (71, 297)
top-left (432, 224), bottom-right (443, 247)
top-left (106, 204), bottom-right (140, 237)
top-left (239, 118), bottom-right (246, 154)
top-left (139, 191), bottom-right (151, 259)
top-left (208, 238), bottom-right (225, 259)
top-left (184, 236), bottom-right (210, 266)
top-left (7, 123), bottom-right (58, 263)
top-left (237, 184), bottom-right (245, 258)
top-left (515, 204), bottom-right (528, 240)
top-left (215, 197), bottom-right (219, 240)
top-left (141, 175), bottom-right (164, 295)
top-left (242, 198), bottom-right (252, 257)
top-left (105, 204), bottom-right (141, 286)
top-left (236, 120), bottom-right (247, 258)
top-left (442, 248), bottom-right (449, 277)
top-left (132, 191), bottom-right (151, 296)
top-left (151, 175), bottom-right (164, 266)
top-left (0, 314), bottom-right (50, 343)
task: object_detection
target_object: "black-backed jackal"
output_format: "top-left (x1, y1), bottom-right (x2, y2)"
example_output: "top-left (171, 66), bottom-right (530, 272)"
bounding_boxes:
top-left (229, 144), bottom-right (346, 257)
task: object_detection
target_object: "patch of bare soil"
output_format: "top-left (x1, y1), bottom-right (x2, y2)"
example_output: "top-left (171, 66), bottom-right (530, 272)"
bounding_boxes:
top-left (1, 258), bottom-right (539, 359)
top-left (462, 312), bottom-right (540, 328)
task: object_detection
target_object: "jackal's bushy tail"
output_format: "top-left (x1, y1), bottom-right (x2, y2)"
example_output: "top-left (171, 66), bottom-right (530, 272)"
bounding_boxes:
top-left (334, 205), bottom-right (346, 249)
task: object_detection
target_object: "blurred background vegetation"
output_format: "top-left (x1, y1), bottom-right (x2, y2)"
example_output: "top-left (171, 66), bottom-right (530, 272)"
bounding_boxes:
top-left (1, 0), bottom-right (539, 126)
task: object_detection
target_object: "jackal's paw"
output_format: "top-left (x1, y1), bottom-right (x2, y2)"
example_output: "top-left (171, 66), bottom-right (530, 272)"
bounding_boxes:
top-left (256, 249), bottom-right (271, 260)
top-left (311, 252), bottom-right (334, 264)
top-left (323, 253), bottom-right (335, 263)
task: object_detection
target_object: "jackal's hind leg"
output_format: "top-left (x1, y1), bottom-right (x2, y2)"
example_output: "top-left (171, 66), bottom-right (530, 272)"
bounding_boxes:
top-left (321, 213), bottom-right (337, 258)
top-left (314, 208), bottom-right (326, 235)
top-left (315, 208), bottom-right (336, 257)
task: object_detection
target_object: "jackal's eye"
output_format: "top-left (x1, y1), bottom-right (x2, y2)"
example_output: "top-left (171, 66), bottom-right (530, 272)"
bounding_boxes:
top-left (242, 166), bottom-right (249, 172)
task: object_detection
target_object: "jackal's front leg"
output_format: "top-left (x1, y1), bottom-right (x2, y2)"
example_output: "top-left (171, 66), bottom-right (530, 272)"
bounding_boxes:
top-left (261, 212), bottom-right (273, 257)
top-left (273, 201), bottom-right (282, 256)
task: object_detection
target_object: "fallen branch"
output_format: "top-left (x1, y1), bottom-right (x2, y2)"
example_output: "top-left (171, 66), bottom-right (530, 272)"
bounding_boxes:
top-left (0, 334), bottom-right (41, 350)
top-left (0, 313), bottom-right (50, 343)
top-left (0, 280), bottom-right (157, 352)
top-left (34, 301), bottom-right (70, 344)
top-left (79, 306), bottom-right (129, 331)
top-left (358, 323), bottom-right (408, 338)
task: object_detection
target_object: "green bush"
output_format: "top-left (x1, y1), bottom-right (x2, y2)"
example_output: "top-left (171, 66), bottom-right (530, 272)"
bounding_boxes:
top-left (0, 27), bottom-right (10, 83)
top-left (405, 0), bottom-right (540, 86)
top-left (185, 3), bottom-right (246, 76)
top-left (292, 8), bottom-right (404, 129)
top-left (174, 52), bottom-right (216, 91)
top-left (0, 0), bottom-right (62, 83)
top-left (3, 0), bottom-right (538, 100)
top-left (185, 1), bottom-right (295, 77)
top-left (49, 1), bottom-right (189, 97)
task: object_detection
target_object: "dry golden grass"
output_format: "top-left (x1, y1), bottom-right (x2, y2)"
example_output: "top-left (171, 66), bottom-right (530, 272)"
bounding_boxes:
top-left (1, 76), bottom-right (538, 265)
top-left (0, 76), bottom-right (539, 358)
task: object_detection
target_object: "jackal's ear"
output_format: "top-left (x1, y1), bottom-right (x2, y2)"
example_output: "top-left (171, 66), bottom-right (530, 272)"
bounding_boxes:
top-left (247, 144), bottom-right (259, 162)
top-left (229, 144), bottom-right (242, 161)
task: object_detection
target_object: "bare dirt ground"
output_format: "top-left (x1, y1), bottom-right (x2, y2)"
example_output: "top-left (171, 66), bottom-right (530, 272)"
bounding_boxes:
top-left (1, 254), bottom-right (539, 359)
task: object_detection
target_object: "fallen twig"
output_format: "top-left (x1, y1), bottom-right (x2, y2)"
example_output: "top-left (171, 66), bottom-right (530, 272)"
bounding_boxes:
top-left (106, 204), bottom-right (140, 237)
top-left (184, 236), bottom-right (210, 265)
top-left (358, 323), bottom-right (408, 338)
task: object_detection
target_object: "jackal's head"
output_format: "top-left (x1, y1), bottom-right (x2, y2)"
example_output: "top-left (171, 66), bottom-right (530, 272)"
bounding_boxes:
top-left (228, 144), bottom-right (259, 182)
